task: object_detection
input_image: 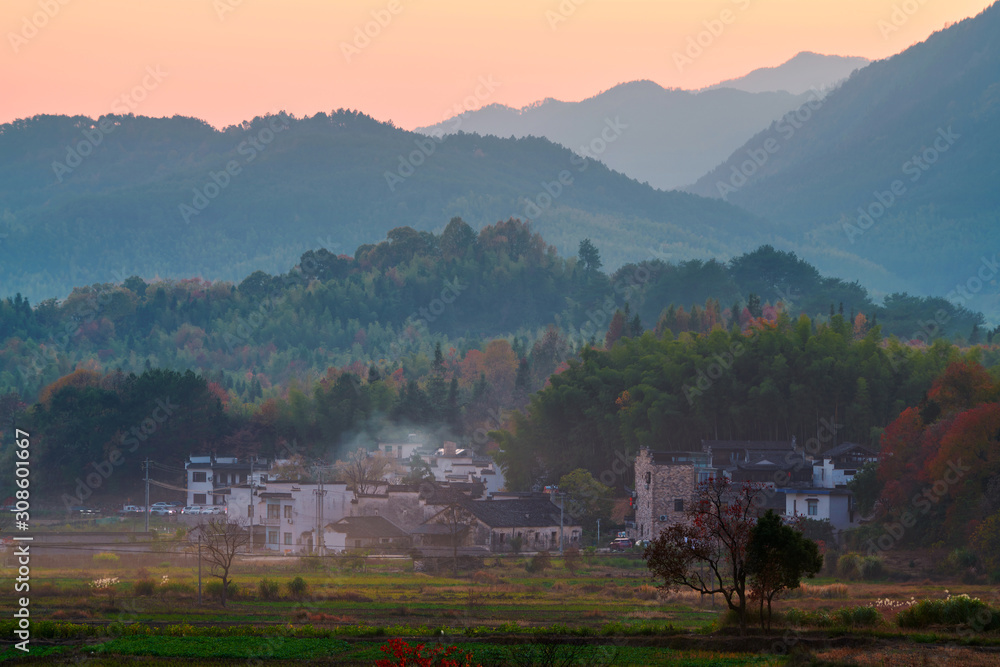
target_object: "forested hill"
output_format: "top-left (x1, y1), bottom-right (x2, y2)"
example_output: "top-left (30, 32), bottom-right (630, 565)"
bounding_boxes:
top-left (0, 220), bottom-right (986, 402)
top-left (686, 2), bottom-right (1000, 308)
top-left (0, 110), bottom-right (763, 303)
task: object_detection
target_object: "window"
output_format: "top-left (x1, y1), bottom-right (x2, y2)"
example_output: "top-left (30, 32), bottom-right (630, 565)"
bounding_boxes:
top-left (283, 505), bottom-right (292, 518)
top-left (644, 471), bottom-right (651, 486)
top-left (551, 531), bottom-right (557, 544)
top-left (192, 472), bottom-right (206, 483)
top-left (267, 530), bottom-right (278, 544)
top-left (674, 499), bottom-right (684, 512)
top-left (248, 504), bottom-right (254, 518)
top-left (284, 532), bottom-right (292, 545)
top-left (807, 499), bottom-right (818, 517)
top-left (698, 472), bottom-right (712, 483)
top-left (218, 473), bottom-right (227, 485)
top-left (355, 539), bottom-right (361, 548)
top-left (193, 494), bottom-right (206, 505)
top-left (267, 504), bottom-right (280, 519)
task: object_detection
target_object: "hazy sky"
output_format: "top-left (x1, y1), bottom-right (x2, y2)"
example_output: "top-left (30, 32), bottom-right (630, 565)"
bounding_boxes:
top-left (2, 0), bottom-right (995, 130)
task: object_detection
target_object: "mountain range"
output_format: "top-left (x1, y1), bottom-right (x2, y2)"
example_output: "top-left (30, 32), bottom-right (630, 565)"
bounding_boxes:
top-left (0, 111), bottom-right (761, 304)
top-left (686, 2), bottom-right (1000, 315)
top-left (417, 53), bottom-right (868, 190)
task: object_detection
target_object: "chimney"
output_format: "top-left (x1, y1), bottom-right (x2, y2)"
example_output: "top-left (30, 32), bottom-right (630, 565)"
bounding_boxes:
top-left (443, 441), bottom-right (457, 457)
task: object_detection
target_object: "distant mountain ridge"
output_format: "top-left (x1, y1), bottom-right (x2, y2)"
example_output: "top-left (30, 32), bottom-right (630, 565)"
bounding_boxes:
top-left (417, 53), bottom-right (868, 190)
top-left (0, 111), bottom-right (764, 303)
top-left (703, 52), bottom-right (870, 94)
top-left (686, 2), bottom-right (1000, 316)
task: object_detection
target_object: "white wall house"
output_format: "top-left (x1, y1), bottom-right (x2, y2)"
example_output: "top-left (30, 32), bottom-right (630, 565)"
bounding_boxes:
top-left (185, 456), bottom-right (268, 507)
top-left (812, 442), bottom-right (878, 489)
top-left (783, 488), bottom-right (857, 532)
top-left (228, 481), bottom-right (353, 554)
top-left (418, 442), bottom-right (506, 496)
top-left (379, 441), bottom-right (425, 461)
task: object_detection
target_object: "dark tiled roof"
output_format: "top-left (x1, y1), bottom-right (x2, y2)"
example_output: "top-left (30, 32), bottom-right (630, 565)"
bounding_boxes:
top-left (821, 442), bottom-right (877, 458)
top-left (702, 440), bottom-right (795, 450)
top-left (647, 451), bottom-right (710, 466)
top-left (460, 498), bottom-right (580, 528)
top-left (330, 515), bottom-right (409, 538)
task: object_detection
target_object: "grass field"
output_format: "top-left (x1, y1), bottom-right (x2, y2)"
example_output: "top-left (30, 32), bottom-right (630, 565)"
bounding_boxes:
top-left (4, 549), bottom-right (1000, 664)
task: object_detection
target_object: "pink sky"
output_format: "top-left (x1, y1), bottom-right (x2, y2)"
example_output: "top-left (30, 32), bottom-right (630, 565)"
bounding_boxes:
top-left (1, 0), bottom-right (995, 130)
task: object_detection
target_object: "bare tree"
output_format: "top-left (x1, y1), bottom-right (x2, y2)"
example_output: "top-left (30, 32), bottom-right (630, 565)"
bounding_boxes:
top-left (429, 490), bottom-right (477, 576)
top-left (643, 477), bottom-right (769, 635)
top-left (334, 447), bottom-right (399, 500)
top-left (198, 516), bottom-right (250, 607)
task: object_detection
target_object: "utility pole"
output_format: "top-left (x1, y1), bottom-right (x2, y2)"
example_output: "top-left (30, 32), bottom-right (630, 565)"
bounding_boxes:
top-left (144, 458), bottom-right (150, 533)
top-left (248, 456), bottom-right (255, 554)
top-left (559, 491), bottom-right (564, 554)
top-left (313, 466), bottom-right (328, 556)
top-left (597, 518), bottom-right (600, 548)
top-left (198, 534), bottom-right (202, 605)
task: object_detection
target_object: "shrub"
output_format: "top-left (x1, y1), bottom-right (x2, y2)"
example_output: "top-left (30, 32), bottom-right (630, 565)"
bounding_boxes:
top-left (836, 552), bottom-right (883, 580)
top-left (949, 547), bottom-right (979, 569)
top-left (472, 570), bottom-right (500, 585)
top-left (837, 553), bottom-right (861, 579)
top-left (897, 595), bottom-right (1000, 630)
top-left (205, 580), bottom-right (238, 601)
top-left (287, 576), bottom-right (308, 598)
top-left (525, 551), bottom-right (551, 573)
top-left (132, 579), bottom-right (157, 597)
top-left (93, 552), bottom-right (120, 565)
top-left (510, 535), bottom-right (523, 554)
top-left (860, 555), bottom-right (884, 580)
top-left (837, 606), bottom-right (882, 627)
top-left (160, 582), bottom-right (194, 597)
top-left (257, 578), bottom-right (280, 600)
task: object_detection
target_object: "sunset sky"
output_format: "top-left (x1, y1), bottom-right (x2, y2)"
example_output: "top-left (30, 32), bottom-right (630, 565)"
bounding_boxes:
top-left (2, 0), bottom-right (995, 130)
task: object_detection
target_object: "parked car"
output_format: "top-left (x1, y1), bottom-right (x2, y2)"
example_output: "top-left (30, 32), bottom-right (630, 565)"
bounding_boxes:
top-left (203, 506), bottom-right (225, 515)
top-left (609, 537), bottom-right (635, 552)
top-left (150, 502), bottom-right (172, 508)
top-left (70, 506), bottom-right (100, 515)
top-left (120, 505), bottom-right (143, 514)
top-left (150, 507), bottom-right (176, 516)
top-left (180, 506), bottom-right (203, 515)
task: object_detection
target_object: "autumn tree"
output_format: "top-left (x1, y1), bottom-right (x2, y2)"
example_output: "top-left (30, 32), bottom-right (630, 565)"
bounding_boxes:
top-left (605, 310), bottom-right (625, 349)
top-left (643, 477), bottom-right (769, 635)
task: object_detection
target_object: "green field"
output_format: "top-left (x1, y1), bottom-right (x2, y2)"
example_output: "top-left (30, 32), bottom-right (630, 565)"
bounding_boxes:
top-left (4, 550), bottom-right (1000, 665)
